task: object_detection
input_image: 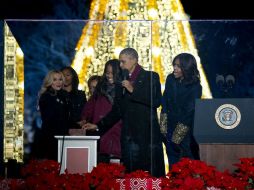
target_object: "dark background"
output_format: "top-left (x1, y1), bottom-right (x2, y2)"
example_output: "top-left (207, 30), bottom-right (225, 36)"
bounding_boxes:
top-left (1, 0), bottom-right (254, 20)
top-left (0, 0), bottom-right (91, 20)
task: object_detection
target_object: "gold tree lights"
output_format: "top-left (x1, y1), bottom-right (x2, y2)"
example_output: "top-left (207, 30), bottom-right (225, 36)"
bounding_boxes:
top-left (72, 0), bottom-right (212, 98)
top-left (3, 22), bottom-right (24, 163)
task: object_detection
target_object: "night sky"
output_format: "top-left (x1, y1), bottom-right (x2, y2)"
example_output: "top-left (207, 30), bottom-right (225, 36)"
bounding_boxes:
top-left (0, 0), bottom-right (91, 19)
top-left (1, 0), bottom-right (254, 20)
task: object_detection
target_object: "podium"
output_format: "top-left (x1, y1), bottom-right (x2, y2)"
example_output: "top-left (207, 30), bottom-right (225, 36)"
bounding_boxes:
top-left (194, 98), bottom-right (254, 171)
top-left (55, 136), bottom-right (100, 174)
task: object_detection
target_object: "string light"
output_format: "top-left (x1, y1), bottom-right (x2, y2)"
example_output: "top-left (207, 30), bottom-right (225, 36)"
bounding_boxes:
top-left (3, 22), bottom-right (24, 163)
top-left (72, 0), bottom-right (212, 99)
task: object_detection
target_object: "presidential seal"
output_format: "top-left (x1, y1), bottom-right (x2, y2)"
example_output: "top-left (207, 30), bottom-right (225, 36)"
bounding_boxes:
top-left (215, 104), bottom-right (241, 129)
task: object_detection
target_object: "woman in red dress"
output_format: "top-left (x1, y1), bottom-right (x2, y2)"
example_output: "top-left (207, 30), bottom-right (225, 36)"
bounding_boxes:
top-left (81, 59), bottom-right (122, 162)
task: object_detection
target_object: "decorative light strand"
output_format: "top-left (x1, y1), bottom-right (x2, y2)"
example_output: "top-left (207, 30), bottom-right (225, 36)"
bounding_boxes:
top-left (3, 22), bottom-right (24, 163)
top-left (71, 0), bottom-right (212, 97)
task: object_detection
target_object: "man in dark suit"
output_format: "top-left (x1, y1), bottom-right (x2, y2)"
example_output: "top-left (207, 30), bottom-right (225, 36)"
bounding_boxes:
top-left (84, 48), bottom-right (165, 177)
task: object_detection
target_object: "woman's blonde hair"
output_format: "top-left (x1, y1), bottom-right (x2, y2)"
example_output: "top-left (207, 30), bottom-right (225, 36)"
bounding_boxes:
top-left (38, 70), bottom-right (65, 97)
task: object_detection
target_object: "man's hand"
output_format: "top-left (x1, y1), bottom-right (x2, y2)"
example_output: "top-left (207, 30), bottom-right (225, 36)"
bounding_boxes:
top-left (82, 123), bottom-right (98, 131)
top-left (122, 80), bottom-right (134, 93)
top-left (77, 120), bottom-right (86, 127)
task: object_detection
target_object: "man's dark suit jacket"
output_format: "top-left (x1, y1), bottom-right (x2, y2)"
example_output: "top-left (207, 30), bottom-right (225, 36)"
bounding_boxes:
top-left (97, 68), bottom-right (165, 177)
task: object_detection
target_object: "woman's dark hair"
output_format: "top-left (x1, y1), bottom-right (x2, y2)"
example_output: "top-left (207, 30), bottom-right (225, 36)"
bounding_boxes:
top-left (172, 53), bottom-right (200, 85)
top-left (88, 75), bottom-right (101, 88)
top-left (61, 66), bottom-right (79, 92)
top-left (94, 59), bottom-right (122, 97)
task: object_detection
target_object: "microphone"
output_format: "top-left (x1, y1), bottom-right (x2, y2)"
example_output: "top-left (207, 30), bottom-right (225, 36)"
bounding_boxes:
top-left (122, 69), bottom-right (129, 95)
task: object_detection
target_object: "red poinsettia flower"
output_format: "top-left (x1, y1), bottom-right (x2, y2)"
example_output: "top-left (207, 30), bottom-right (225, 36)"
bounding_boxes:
top-left (2, 157), bottom-right (254, 189)
top-left (233, 157), bottom-right (254, 189)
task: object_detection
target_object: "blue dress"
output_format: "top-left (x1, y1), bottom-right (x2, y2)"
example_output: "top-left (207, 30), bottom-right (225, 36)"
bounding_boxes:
top-left (161, 74), bottom-right (202, 167)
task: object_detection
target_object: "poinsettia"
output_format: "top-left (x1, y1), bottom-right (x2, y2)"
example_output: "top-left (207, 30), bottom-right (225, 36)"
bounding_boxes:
top-left (2, 158), bottom-right (254, 189)
top-left (21, 159), bottom-right (60, 177)
top-left (84, 162), bottom-right (125, 189)
top-left (233, 158), bottom-right (254, 189)
top-left (21, 160), bottom-right (87, 190)
top-left (160, 158), bottom-right (246, 190)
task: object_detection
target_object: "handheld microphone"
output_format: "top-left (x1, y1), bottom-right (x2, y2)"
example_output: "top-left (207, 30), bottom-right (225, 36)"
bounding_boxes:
top-left (122, 69), bottom-right (129, 95)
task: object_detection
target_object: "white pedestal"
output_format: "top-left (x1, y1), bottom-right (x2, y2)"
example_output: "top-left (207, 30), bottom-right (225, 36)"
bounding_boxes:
top-left (55, 136), bottom-right (100, 174)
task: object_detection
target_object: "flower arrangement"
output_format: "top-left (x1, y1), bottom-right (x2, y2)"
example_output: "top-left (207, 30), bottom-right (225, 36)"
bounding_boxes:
top-left (160, 158), bottom-right (248, 190)
top-left (233, 158), bottom-right (254, 189)
top-left (1, 157), bottom-right (254, 190)
top-left (20, 159), bottom-right (87, 190)
top-left (83, 162), bottom-right (125, 189)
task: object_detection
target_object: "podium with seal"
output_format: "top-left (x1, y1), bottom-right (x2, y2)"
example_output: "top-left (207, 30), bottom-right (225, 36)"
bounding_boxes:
top-left (194, 98), bottom-right (254, 171)
top-left (55, 136), bottom-right (100, 174)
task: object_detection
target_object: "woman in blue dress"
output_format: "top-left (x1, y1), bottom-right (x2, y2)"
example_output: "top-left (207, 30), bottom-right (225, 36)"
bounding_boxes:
top-left (161, 53), bottom-right (202, 168)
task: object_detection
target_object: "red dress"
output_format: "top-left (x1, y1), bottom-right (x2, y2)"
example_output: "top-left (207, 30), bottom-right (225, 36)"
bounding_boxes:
top-left (81, 95), bottom-right (122, 158)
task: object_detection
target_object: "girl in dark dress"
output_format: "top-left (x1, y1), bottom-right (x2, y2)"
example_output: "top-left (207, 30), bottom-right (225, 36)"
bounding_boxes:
top-left (61, 66), bottom-right (87, 129)
top-left (87, 75), bottom-right (101, 97)
top-left (161, 53), bottom-right (202, 168)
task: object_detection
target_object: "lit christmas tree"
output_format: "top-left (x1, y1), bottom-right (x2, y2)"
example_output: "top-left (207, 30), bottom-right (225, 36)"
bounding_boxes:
top-left (72, 0), bottom-right (211, 98)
